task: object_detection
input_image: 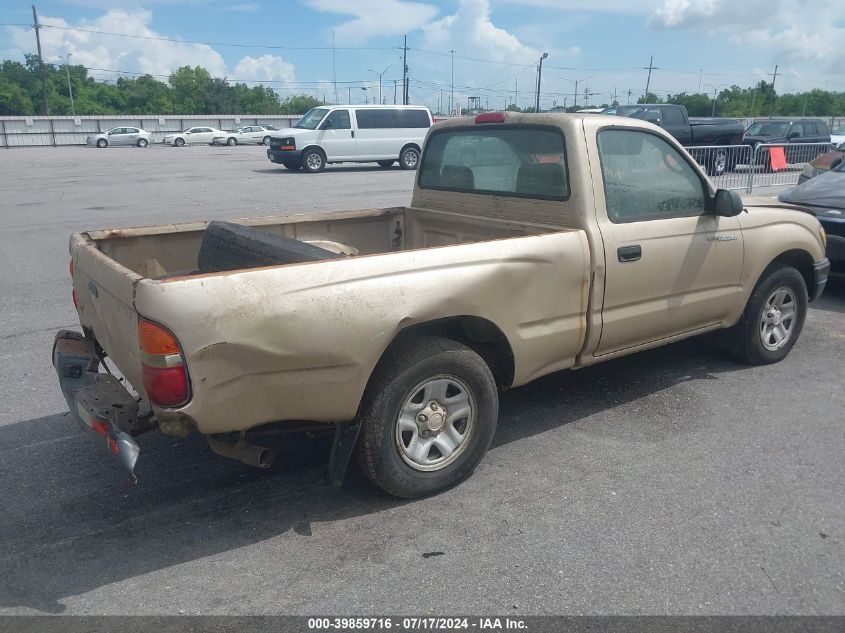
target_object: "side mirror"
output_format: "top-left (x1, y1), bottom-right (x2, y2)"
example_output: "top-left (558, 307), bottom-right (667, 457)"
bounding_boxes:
top-left (788, 131), bottom-right (799, 139)
top-left (837, 141), bottom-right (845, 152)
top-left (831, 155), bottom-right (844, 170)
top-left (713, 189), bottom-right (744, 217)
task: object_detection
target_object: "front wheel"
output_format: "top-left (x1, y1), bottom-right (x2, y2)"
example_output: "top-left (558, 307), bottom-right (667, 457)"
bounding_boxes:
top-left (399, 146), bottom-right (420, 170)
top-left (96, 139), bottom-right (108, 148)
top-left (356, 336), bottom-right (498, 498)
top-left (263, 136), bottom-right (271, 145)
top-left (301, 148), bottom-right (326, 173)
top-left (227, 137), bottom-right (237, 146)
top-left (174, 137), bottom-right (185, 147)
top-left (725, 264), bottom-right (808, 365)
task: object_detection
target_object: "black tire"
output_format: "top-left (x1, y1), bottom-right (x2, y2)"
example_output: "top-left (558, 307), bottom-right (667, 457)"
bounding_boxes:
top-left (197, 221), bottom-right (339, 273)
top-left (705, 144), bottom-right (730, 177)
top-left (399, 146), bottom-right (420, 170)
top-left (137, 138), bottom-right (148, 148)
top-left (301, 148), bottom-right (325, 173)
top-left (725, 264), bottom-right (808, 365)
top-left (263, 135), bottom-right (271, 145)
top-left (96, 139), bottom-right (108, 148)
top-left (281, 160), bottom-right (301, 170)
top-left (377, 160), bottom-right (394, 168)
top-left (174, 137), bottom-right (185, 147)
top-left (227, 137), bottom-right (237, 146)
top-left (355, 336), bottom-right (498, 498)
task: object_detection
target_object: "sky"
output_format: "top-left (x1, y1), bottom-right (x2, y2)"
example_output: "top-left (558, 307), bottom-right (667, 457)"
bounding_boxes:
top-left (1, 0), bottom-right (844, 112)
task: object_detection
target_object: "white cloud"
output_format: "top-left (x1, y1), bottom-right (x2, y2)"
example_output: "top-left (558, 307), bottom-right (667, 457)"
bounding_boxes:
top-left (423, 0), bottom-right (541, 64)
top-left (5, 9), bottom-right (301, 85)
top-left (649, 0), bottom-right (845, 71)
top-left (232, 54), bottom-right (295, 83)
top-left (499, 0), bottom-right (663, 13)
top-left (305, 0), bottom-right (439, 43)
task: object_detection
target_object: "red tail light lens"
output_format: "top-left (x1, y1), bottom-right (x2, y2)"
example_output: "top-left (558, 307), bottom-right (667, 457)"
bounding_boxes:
top-left (475, 112), bottom-right (506, 124)
top-left (138, 318), bottom-right (190, 407)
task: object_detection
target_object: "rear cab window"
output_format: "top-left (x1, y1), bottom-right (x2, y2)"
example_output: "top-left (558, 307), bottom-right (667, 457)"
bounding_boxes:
top-left (419, 127), bottom-right (569, 200)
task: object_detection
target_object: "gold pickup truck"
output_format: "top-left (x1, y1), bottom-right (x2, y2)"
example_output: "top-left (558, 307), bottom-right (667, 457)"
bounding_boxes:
top-left (54, 113), bottom-right (830, 498)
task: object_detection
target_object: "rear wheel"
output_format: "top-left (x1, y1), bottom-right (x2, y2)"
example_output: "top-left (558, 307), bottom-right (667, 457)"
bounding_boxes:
top-left (301, 148), bottom-right (326, 173)
top-left (725, 264), bottom-right (808, 365)
top-left (356, 336), bottom-right (498, 498)
top-left (137, 138), bottom-right (148, 148)
top-left (377, 160), bottom-right (395, 168)
top-left (399, 146), bottom-right (420, 170)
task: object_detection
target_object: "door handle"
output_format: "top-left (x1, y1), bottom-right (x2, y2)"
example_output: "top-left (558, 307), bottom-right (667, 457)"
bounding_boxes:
top-left (617, 245), bottom-right (642, 262)
top-left (351, 130), bottom-right (355, 138)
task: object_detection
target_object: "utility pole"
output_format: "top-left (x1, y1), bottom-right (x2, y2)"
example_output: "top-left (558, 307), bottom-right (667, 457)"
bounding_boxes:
top-left (535, 52), bottom-right (548, 113)
top-left (514, 77), bottom-right (518, 110)
top-left (450, 49), bottom-right (455, 115)
top-left (332, 31), bottom-right (337, 104)
top-left (698, 69), bottom-right (703, 93)
top-left (369, 65), bottom-right (394, 104)
top-left (65, 52), bottom-right (74, 116)
top-left (402, 35), bottom-right (409, 105)
top-left (32, 5), bottom-right (49, 115)
top-left (644, 55), bottom-right (658, 99)
top-left (394, 80), bottom-right (398, 105)
top-left (769, 64), bottom-right (779, 116)
top-left (627, 89), bottom-right (632, 104)
top-left (439, 89), bottom-right (442, 115)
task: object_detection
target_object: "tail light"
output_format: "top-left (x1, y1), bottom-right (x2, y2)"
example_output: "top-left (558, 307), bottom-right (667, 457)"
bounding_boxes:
top-left (138, 318), bottom-right (190, 407)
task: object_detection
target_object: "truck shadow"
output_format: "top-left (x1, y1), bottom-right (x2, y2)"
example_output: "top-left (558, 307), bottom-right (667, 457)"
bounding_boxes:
top-left (0, 336), bottom-right (747, 612)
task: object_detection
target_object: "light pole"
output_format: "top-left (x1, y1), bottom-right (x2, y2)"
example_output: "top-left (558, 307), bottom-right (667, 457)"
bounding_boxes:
top-left (535, 52), bottom-right (548, 113)
top-left (705, 83), bottom-right (728, 116)
top-left (562, 75), bottom-right (592, 110)
top-left (368, 65), bottom-right (394, 104)
top-left (450, 49), bottom-right (455, 115)
top-left (65, 52), bottom-right (75, 117)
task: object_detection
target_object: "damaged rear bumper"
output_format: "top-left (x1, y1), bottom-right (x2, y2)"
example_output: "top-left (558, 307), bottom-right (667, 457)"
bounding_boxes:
top-left (52, 330), bottom-right (146, 482)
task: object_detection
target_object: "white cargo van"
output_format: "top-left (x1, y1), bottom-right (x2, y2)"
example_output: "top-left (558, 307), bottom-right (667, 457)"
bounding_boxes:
top-left (266, 105), bottom-right (433, 173)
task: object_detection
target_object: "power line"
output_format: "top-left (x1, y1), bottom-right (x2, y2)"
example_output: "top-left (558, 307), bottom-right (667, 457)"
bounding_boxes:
top-left (35, 23), bottom-right (397, 51)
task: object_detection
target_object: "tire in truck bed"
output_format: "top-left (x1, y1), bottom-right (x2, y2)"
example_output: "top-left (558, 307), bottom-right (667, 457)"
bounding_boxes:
top-left (198, 221), bottom-right (340, 273)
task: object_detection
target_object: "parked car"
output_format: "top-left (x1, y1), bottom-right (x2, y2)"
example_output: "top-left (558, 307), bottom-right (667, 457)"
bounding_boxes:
top-left (830, 125), bottom-right (845, 145)
top-left (212, 124), bottom-right (282, 146)
top-left (779, 162), bottom-right (845, 276)
top-left (743, 118), bottom-right (832, 167)
top-left (798, 142), bottom-right (845, 183)
top-left (266, 105), bottom-right (432, 172)
top-left (86, 127), bottom-right (151, 148)
top-left (55, 112), bottom-right (828, 498)
top-left (602, 104), bottom-right (745, 176)
top-left (162, 126), bottom-right (226, 146)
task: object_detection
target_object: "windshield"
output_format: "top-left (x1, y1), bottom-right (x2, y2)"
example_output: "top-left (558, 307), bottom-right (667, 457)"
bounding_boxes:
top-left (608, 106), bottom-right (647, 118)
top-left (745, 122), bottom-right (790, 137)
top-left (294, 108), bottom-right (329, 130)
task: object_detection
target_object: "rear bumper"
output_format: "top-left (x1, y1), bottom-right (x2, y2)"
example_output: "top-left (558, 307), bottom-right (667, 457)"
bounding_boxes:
top-left (52, 330), bottom-right (144, 482)
top-left (812, 258), bottom-right (830, 300)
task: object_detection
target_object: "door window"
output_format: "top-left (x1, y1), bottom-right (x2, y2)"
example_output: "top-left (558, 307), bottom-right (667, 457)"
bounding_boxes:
top-left (598, 129), bottom-right (707, 223)
top-left (323, 109), bottom-right (351, 130)
top-left (663, 108), bottom-right (684, 125)
top-left (789, 123), bottom-right (804, 139)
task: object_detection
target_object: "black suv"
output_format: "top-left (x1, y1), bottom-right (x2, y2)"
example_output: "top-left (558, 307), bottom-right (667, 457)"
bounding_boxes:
top-left (743, 118), bottom-right (831, 165)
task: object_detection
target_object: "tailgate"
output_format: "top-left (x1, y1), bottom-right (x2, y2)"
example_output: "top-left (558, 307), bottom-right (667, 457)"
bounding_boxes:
top-left (70, 232), bottom-right (145, 395)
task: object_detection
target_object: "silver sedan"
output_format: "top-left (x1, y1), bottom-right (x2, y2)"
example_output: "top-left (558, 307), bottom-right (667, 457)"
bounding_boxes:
top-left (86, 127), bottom-right (152, 148)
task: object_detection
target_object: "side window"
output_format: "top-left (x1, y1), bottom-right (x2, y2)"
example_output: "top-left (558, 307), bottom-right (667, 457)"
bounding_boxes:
top-left (396, 109), bottom-right (431, 128)
top-left (125, 127), bottom-right (138, 134)
top-left (663, 108), bottom-right (684, 125)
top-left (355, 109), bottom-right (396, 129)
top-left (643, 108), bottom-right (662, 125)
top-left (323, 109), bottom-right (351, 130)
top-left (598, 129), bottom-right (707, 223)
top-left (789, 123), bottom-right (804, 139)
top-left (375, 109), bottom-right (397, 128)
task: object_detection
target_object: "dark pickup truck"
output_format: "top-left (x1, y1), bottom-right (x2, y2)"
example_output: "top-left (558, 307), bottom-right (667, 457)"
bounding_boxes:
top-left (602, 104), bottom-right (744, 175)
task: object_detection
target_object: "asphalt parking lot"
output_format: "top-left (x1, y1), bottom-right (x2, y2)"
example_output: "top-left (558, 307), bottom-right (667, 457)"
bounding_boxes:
top-left (0, 145), bottom-right (843, 616)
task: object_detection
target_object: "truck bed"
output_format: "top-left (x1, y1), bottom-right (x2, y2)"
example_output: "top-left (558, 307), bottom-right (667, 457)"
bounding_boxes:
top-left (71, 207), bottom-right (591, 435)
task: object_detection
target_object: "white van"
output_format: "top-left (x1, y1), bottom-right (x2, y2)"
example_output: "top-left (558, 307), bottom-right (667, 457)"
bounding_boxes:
top-left (266, 105), bottom-right (433, 173)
